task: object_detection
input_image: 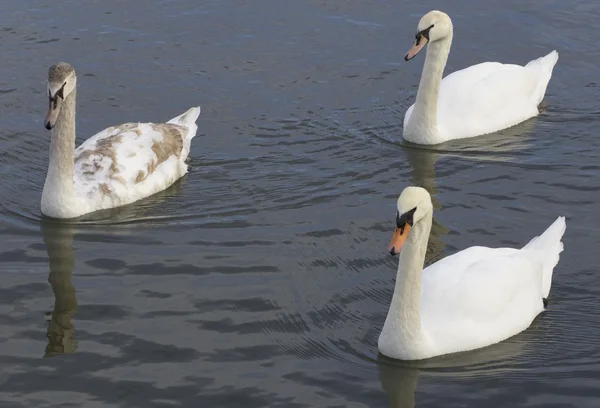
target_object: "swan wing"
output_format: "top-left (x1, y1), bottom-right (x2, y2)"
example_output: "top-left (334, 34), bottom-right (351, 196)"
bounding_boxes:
top-left (436, 51), bottom-right (558, 139)
top-left (73, 120), bottom-right (192, 208)
top-left (419, 245), bottom-right (545, 354)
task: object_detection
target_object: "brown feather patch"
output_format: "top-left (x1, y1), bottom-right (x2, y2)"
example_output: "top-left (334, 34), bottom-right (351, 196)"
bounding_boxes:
top-left (75, 123), bottom-right (186, 195)
top-left (75, 133), bottom-right (125, 196)
top-left (99, 183), bottom-right (111, 195)
top-left (135, 124), bottom-right (184, 184)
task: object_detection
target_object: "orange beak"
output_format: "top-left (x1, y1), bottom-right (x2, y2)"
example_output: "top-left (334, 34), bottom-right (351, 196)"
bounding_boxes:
top-left (404, 36), bottom-right (428, 61)
top-left (388, 223), bottom-right (411, 256)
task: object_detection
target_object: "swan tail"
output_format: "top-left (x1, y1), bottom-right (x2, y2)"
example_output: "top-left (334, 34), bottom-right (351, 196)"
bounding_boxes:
top-left (523, 216), bottom-right (566, 298)
top-left (525, 50), bottom-right (559, 107)
top-left (525, 50), bottom-right (559, 69)
top-left (168, 106), bottom-right (201, 139)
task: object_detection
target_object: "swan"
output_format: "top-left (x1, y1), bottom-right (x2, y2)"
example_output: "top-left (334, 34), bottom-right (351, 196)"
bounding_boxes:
top-left (41, 62), bottom-right (201, 219)
top-left (402, 10), bottom-right (559, 145)
top-left (378, 186), bottom-right (566, 360)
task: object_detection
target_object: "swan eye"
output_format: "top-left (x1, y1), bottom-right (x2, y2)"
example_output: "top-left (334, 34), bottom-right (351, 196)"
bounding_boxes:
top-left (396, 207), bottom-right (417, 230)
top-left (49, 83), bottom-right (66, 101)
top-left (415, 24), bottom-right (434, 42)
top-left (56, 83), bottom-right (65, 99)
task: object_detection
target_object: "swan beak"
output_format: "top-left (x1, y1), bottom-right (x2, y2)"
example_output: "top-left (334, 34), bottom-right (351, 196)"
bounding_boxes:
top-left (405, 36), bottom-right (428, 61)
top-left (388, 223), bottom-right (411, 256)
top-left (44, 96), bottom-right (62, 130)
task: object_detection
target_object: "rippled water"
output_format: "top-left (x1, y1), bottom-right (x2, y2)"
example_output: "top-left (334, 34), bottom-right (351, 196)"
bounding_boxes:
top-left (1, 0), bottom-right (599, 407)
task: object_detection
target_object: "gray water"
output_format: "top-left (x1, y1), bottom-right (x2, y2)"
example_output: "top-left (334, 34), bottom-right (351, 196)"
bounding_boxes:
top-left (0, 0), bottom-right (599, 407)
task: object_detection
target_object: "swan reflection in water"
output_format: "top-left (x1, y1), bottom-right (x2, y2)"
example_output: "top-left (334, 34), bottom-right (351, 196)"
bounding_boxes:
top-left (39, 178), bottom-right (186, 357)
top-left (41, 218), bottom-right (78, 357)
top-left (404, 145), bottom-right (448, 265)
top-left (377, 327), bottom-right (541, 408)
top-left (402, 114), bottom-right (537, 264)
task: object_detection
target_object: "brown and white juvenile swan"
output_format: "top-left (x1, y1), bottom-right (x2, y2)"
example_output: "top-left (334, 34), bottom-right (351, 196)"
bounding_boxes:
top-left (41, 62), bottom-right (201, 218)
top-left (379, 186), bottom-right (566, 360)
top-left (402, 10), bottom-right (559, 145)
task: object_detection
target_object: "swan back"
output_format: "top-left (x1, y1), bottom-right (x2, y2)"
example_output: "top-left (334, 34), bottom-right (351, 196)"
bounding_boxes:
top-left (436, 51), bottom-right (559, 141)
top-left (72, 110), bottom-right (200, 215)
top-left (416, 216), bottom-right (566, 359)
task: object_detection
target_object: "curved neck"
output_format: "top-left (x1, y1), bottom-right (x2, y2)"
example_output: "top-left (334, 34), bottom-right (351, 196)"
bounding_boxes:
top-left (43, 89), bottom-right (76, 207)
top-left (384, 210), bottom-right (433, 347)
top-left (411, 35), bottom-right (452, 131)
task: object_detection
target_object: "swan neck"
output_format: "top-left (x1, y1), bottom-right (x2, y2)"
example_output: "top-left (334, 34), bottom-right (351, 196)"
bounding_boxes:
top-left (43, 89), bottom-right (76, 205)
top-left (412, 35), bottom-right (452, 129)
top-left (385, 210), bottom-right (433, 347)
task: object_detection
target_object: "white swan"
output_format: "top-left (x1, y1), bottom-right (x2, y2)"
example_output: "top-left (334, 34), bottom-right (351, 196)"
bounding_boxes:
top-left (41, 62), bottom-right (201, 219)
top-left (402, 10), bottom-right (559, 145)
top-left (378, 186), bottom-right (566, 360)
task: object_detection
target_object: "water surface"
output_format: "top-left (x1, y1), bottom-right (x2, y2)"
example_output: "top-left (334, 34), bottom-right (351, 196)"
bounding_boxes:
top-left (1, 0), bottom-right (599, 407)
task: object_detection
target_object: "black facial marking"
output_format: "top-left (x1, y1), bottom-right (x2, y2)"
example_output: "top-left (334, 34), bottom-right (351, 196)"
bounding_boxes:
top-left (56, 83), bottom-right (65, 99)
top-left (415, 24), bottom-right (435, 44)
top-left (543, 298), bottom-right (548, 308)
top-left (49, 82), bottom-right (66, 103)
top-left (396, 207), bottom-right (417, 233)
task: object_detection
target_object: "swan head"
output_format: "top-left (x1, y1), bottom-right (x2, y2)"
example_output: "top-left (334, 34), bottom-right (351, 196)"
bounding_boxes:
top-left (45, 62), bottom-right (77, 130)
top-left (405, 10), bottom-right (453, 61)
top-left (388, 186), bottom-right (432, 256)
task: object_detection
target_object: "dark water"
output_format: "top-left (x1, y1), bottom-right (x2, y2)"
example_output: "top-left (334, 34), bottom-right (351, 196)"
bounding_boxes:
top-left (1, 0), bottom-right (599, 406)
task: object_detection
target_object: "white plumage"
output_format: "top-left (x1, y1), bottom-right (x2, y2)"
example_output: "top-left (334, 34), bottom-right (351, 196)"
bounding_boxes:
top-left (379, 187), bottom-right (566, 360)
top-left (41, 62), bottom-right (201, 219)
top-left (403, 10), bottom-right (559, 145)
